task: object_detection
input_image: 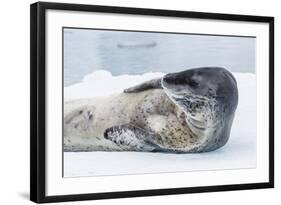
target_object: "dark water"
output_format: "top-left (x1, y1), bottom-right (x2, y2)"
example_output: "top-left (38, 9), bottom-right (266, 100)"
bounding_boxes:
top-left (64, 28), bottom-right (255, 86)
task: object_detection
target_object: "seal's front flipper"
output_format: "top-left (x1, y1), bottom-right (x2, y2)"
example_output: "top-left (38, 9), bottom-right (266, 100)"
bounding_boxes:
top-left (104, 124), bottom-right (161, 152)
top-left (124, 78), bottom-right (162, 93)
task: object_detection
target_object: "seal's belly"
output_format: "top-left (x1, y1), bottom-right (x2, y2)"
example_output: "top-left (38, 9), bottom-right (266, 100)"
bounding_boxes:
top-left (63, 89), bottom-right (205, 152)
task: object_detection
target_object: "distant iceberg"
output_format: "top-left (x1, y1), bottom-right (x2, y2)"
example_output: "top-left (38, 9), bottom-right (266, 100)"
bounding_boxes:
top-left (117, 41), bottom-right (157, 48)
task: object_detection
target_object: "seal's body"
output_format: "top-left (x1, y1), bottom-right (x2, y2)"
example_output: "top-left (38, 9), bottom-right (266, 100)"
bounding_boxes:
top-left (64, 90), bottom-right (187, 152)
top-left (64, 67), bottom-right (238, 153)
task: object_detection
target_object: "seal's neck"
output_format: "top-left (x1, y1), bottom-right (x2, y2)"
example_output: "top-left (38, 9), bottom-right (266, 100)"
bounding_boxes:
top-left (164, 89), bottom-right (221, 137)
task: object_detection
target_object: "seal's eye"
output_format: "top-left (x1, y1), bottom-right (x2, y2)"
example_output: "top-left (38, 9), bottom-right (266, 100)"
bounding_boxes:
top-left (189, 79), bottom-right (199, 88)
top-left (164, 75), bottom-right (187, 85)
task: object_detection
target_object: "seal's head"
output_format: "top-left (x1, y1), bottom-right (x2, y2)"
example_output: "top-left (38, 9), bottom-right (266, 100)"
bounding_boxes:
top-left (162, 67), bottom-right (238, 115)
top-left (162, 67), bottom-right (238, 151)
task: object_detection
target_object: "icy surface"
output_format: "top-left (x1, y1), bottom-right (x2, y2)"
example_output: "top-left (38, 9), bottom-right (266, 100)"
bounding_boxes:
top-left (64, 70), bottom-right (256, 177)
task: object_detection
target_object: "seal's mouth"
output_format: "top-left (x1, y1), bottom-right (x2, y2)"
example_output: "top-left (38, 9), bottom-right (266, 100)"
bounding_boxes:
top-left (164, 90), bottom-right (218, 138)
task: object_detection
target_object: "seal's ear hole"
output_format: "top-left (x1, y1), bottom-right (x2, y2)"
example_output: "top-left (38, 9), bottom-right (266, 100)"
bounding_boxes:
top-left (79, 110), bottom-right (83, 114)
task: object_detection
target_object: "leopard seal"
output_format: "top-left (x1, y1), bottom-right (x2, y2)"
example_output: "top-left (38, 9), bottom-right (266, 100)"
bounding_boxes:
top-left (64, 67), bottom-right (238, 153)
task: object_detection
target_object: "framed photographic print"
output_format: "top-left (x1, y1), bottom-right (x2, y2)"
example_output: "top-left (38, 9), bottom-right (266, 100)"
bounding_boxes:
top-left (30, 2), bottom-right (274, 203)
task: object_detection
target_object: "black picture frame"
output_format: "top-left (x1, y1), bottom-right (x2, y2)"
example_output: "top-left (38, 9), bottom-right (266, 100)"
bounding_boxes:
top-left (30, 1), bottom-right (274, 203)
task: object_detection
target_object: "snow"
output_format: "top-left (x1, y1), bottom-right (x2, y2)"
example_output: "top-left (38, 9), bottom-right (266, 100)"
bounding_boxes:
top-left (64, 70), bottom-right (165, 100)
top-left (64, 70), bottom-right (256, 177)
